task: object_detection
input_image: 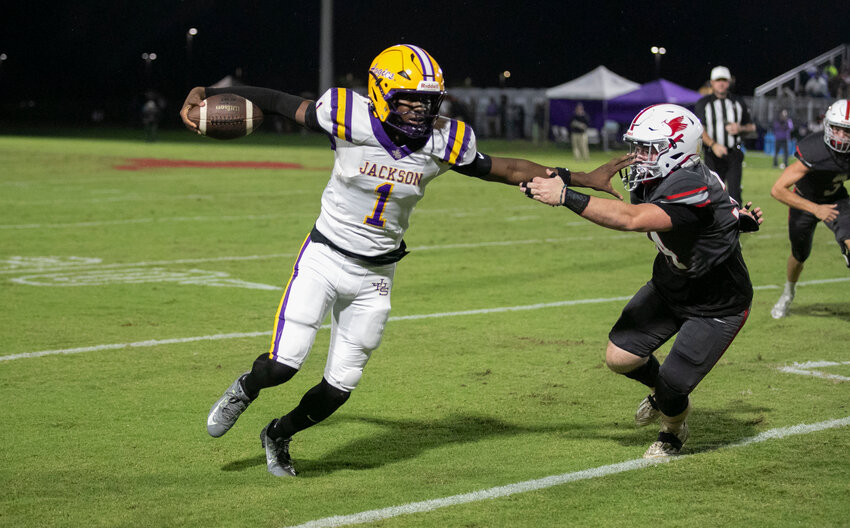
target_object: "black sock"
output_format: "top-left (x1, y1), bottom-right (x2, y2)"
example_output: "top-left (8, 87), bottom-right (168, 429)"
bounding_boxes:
top-left (242, 353), bottom-right (298, 399)
top-left (269, 378), bottom-right (350, 440)
top-left (622, 355), bottom-right (660, 388)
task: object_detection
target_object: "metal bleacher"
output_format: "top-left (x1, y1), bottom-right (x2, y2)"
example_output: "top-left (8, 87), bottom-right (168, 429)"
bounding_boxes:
top-left (748, 44), bottom-right (849, 129)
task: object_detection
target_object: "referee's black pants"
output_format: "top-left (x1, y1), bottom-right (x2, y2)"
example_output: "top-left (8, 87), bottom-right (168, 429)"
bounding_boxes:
top-left (704, 146), bottom-right (744, 205)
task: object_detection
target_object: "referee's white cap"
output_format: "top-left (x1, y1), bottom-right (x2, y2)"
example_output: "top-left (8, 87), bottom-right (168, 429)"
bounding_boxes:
top-left (711, 66), bottom-right (731, 81)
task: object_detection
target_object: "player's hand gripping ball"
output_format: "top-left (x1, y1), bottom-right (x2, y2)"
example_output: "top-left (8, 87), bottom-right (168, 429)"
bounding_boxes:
top-left (187, 94), bottom-right (263, 139)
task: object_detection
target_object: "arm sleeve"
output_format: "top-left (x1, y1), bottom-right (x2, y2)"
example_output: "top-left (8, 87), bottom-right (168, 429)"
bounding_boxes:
top-left (451, 152), bottom-right (492, 177)
top-left (206, 85), bottom-right (322, 132)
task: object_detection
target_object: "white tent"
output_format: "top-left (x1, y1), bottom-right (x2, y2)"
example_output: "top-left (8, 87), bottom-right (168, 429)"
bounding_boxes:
top-left (546, 66), bottom-right (639, 150)
top-left (545, 65), bottom-right (639, 100)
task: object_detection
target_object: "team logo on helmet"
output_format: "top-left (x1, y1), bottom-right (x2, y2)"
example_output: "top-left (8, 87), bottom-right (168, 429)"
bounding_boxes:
top-left (621, 104), bottom-right (703, 190)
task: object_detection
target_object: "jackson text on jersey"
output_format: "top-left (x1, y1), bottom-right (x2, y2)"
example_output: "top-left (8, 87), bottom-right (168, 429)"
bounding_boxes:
top-left (358, 161), bottom-right (423, 186)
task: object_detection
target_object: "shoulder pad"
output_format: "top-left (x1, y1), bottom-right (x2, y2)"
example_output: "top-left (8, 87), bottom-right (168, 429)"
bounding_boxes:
top-left (315, 88), bottom-right (370, 143)
top-left (795, 133), bottom-right (832, 168)
top-left (650, 169), bottom-right (711, 206)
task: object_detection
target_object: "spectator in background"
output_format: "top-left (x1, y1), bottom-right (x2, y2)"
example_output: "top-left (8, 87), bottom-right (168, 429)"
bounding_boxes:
top-left (532, 101), bottom-right (546, 144)
top-left (805, 69), bottom-right (830, 98)
top-left (835, 64), bottom-right (850, 99)
top-left (485, 97), bottom-right (500, 138)
top-left (141, 98), bottom-right (161, 142)
top-left (570, 103), bottom-right (591, 161)
top-left (694, 66), bottom-right (756, 204)
top-left (773, 109), bottom-right (794, 169)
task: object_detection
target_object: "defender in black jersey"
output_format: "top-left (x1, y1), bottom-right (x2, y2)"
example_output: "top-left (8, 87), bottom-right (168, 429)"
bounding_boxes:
top-left (522, 104), bottom-right (761, 458)
top-left (770, 99), bottom-right (850, 319)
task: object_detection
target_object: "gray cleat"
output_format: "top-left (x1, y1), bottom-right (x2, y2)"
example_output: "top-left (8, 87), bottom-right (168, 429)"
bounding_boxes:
top-left (635, 393), bottom-right (661, 427)
top-left (644, 421), bottom-right (690, 458)
top-left (261, 420), bottom-right (297, 477)
top-left (207, 372), bottom-right (252, 438)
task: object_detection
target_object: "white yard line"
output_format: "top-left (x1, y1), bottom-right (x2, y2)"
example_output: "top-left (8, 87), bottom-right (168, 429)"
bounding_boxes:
top-left (0, 213), bottom-right (290, 230)
top-left (0, 236), bottom-right (634, 275)
top-left (0, 295), bottom-right (632, 362)
top-left (778, 360), bottom-right (850, 382)
top-left (2, 276), bottom-right (847, 363)
top-left (0, 231), bottom-right (794, 276)
top-left (281, 416), bottom-right (850, 528)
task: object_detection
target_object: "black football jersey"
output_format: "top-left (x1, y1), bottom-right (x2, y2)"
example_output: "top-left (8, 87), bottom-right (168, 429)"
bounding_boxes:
top-left (794, 133), bottom-right (850, 204)
top-left (630, 163), bottom-right (752, 316)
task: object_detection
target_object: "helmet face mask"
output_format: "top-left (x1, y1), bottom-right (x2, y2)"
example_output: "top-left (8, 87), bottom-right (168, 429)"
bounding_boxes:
top-left (621, 104), bottom-right (703, 191)
top-left (625, 140), bottom-right (668, 189)
top-left (823, 99), bottom-right (850, 153)
top-left (384, 90), bottom-right (444, 138)
top-left (368, 44), bottom-right (446, 139)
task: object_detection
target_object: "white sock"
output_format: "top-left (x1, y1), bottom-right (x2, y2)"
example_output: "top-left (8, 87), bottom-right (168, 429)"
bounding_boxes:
top-left (783, 281), bottom-right (796, 298)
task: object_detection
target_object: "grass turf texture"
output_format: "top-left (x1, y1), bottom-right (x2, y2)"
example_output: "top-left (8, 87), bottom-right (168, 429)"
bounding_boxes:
top-left (1, 131), bottom-right (849, 527)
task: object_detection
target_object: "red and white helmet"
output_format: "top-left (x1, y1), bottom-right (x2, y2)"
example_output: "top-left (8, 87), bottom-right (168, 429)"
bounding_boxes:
top-left (823, 99), bottom-right (850, 153)
top-left (621, 104), bottom-right (703, 190)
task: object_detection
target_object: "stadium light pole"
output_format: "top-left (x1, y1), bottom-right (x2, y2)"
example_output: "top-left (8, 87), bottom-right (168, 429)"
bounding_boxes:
top-left (142, 52), bottom-right (157, 89)
top-left (651, 46), bottom-right (666, 79)
top-left (318, 0), bottom-right (332, 95)
top-left (499, 70), bottom-right (511, 87)
top-left (186, 28), bottom-right (198, 88)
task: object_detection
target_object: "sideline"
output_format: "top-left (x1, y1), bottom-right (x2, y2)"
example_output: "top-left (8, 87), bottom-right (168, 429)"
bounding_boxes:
top-left (281, 416), bottom-right (850, 528)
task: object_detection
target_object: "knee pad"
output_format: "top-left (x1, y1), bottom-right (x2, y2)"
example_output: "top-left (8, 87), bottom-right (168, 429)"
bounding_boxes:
top-left (654, 373), bottom-right (689, 417)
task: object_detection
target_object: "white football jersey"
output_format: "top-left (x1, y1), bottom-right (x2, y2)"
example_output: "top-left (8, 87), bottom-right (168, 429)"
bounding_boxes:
top-left (313, 88), bottom-right (478, 257)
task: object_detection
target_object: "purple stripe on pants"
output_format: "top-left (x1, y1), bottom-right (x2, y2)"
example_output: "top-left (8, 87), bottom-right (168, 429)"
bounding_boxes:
top-left (271, 236), bottom-right (311, 360)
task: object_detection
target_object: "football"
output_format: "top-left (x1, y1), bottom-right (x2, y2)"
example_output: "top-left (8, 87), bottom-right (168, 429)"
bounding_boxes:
top-left (187, 94), bottom-right (263, 139)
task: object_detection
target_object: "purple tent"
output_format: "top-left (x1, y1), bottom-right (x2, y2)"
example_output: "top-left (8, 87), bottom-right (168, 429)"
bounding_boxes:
top-left (607, 79), bottom-right (703, 123)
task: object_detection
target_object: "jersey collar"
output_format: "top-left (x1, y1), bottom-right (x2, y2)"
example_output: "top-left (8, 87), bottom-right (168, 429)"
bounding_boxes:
top-left (369, 112), bottom-right (427, 161)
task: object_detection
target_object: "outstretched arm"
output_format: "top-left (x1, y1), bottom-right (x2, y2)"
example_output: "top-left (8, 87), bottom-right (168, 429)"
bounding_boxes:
top-left (180, 85), bottom-right (317, 133)
top-left (459, 153), bottom-right (632, 200)
top-left (520, 175), bottom-right (673, 232)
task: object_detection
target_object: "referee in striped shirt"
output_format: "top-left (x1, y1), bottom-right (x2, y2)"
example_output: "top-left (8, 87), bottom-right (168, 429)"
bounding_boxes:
top-left (694, 66), bottom-right (756, 204)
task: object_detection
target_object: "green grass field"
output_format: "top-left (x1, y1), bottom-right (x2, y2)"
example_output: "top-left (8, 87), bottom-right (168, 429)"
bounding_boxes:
top-left (1, 130), bottom-right (848, 528)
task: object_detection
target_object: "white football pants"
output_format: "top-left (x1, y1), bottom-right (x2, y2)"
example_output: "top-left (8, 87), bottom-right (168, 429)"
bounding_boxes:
top-left (268, 236), bottom-right (395, 392)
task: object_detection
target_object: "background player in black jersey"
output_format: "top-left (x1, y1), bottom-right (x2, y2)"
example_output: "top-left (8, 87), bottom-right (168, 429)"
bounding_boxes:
top-left (770, 99), bottom-right (850, 319)
top-left (522, 104), bottom-right (762, 458)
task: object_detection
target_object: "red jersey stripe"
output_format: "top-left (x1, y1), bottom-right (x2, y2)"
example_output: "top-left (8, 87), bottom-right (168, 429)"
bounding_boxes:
top-left (665, 186), bottom-right (708, 200)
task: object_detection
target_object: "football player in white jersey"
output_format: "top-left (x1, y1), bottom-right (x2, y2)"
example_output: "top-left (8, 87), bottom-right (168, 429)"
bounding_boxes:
top-left (181, 44), bottom-right (631, 477)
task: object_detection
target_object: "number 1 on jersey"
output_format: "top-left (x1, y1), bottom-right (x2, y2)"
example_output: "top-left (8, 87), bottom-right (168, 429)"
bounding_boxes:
top-left (364, 183), bottom-right (393, 227)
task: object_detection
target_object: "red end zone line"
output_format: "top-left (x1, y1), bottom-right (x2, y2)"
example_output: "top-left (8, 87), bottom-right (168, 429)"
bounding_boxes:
top-left (114, 158), bottom-right (305, 171)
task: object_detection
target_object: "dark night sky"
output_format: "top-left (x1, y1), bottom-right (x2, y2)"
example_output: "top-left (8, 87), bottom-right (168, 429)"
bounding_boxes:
top-left (1, 0), bottom-right (847, 122)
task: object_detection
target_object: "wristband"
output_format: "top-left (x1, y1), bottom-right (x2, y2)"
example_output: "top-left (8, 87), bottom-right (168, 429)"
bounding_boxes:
top-left (561, 187), bottom-right (590, 214)
top-left (554, 167), bottom-right (571, 186)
